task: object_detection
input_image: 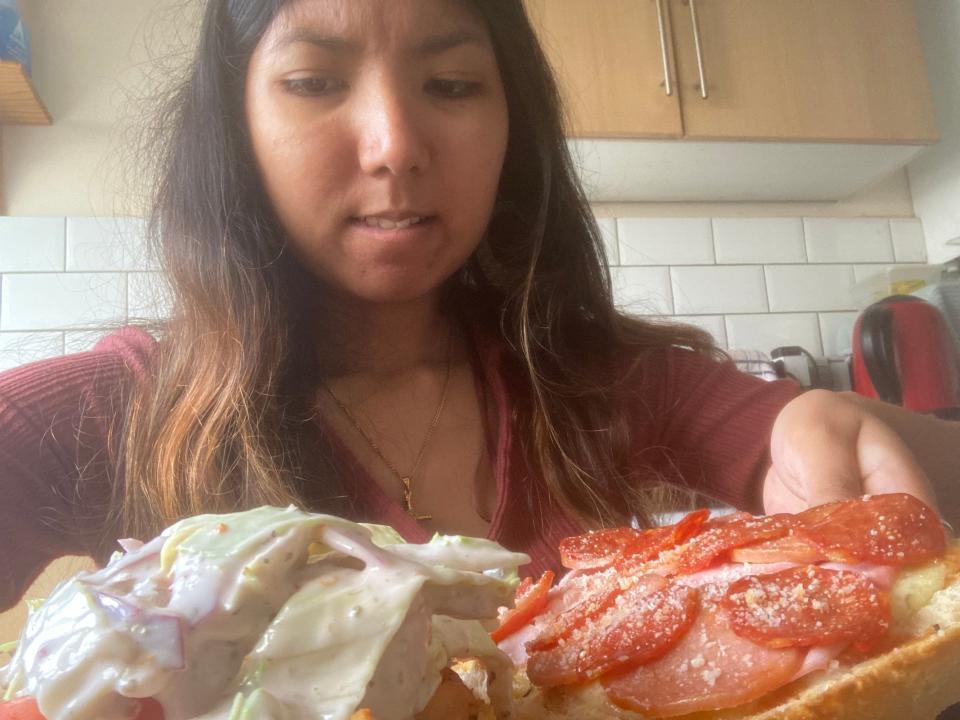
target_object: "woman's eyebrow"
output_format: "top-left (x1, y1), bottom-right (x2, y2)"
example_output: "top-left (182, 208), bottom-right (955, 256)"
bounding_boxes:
top-left (414, 28), bottom-right (489, 56)
top-left (269, 28), bottom-right (488, 56)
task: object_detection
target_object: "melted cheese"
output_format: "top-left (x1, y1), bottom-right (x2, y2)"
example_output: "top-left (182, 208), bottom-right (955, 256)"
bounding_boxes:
top-left (890, 561), bottom-right (948, 628)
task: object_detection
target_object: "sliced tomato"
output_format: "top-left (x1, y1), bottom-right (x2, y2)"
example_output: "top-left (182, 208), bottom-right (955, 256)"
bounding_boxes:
top-left (526, 576), bottom-right (698, 687)
top-left (0, 698), bottom-right (163, 720)
top-left (795, 493), bottom-right (946, 566)
top-left (0, 697), bottom-right (162, 720)
top-left (0, 698), bottom-right (44, 720)
top-left (722, 565), bottom-right (891, 651)
top-left (729, 533), bottom-right (825, 564)
top-left (490, 570), bottom-right (554, 643)
top-left (603, 602), bottom-right (804, 717)
top-left (668, 509), bottom-right (711, 545)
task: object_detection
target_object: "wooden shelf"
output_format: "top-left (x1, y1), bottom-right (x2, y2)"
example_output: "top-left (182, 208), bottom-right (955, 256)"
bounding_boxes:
top-left (0, 60), bottom-right (50, 125)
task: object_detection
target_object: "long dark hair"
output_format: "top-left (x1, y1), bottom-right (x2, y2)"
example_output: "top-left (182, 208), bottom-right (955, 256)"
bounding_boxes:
top-left (116, 0), bottom-right (717, 540)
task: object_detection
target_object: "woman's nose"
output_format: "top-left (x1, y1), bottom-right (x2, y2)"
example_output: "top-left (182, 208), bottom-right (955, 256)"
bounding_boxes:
top-left (355, 82), bottom-right (430, 177)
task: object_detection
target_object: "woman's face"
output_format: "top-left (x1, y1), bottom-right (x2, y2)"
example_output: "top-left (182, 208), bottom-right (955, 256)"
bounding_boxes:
top-left (245, 0), bottom-right (509, 306)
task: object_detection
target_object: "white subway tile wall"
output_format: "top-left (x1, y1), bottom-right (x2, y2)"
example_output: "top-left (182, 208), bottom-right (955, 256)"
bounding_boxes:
top-left (618, 218), bottom-right (714, 266)
top-left (803, 218), bottom-right (894, 264)
top-left (713, 218), bottom-right (806, 265)
top-left (852, 262), bottom-right (931, 284)
top-left (725, 313), bottom-right (824, 356)
top-left (0, 217), bottom-right (66, 272)
top-left (671, 265), bottom-right (768, 315)
top-left (611, 266), bottom-right (673, 315)
top-left (596, 217), bottom-right (619, 265)
top-left (818, 312), bottom-right (860, 357)
top-left (764, 264), bottom-right (858, 312)
top-left (66, 217), bottom-right (156, 272)
top-left (0, 215), bottom-right (929, 371)
top-left (608, 216), bottom-right (927, 353)
top-left (0, 217), bottom-right (170, 371)
top-left (665, 314), bottom-right (727, 347)
top-left (889, 219), bottom-right (928, 263)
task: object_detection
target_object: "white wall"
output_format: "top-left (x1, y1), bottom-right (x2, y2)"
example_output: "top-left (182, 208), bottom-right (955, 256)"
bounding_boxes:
top-left (3, 0), bottom-right (201, 217)
top-left (0, 216), bottom-right (168, 370)
top-left (603, 215), bottom-right (927, 356)
top-left (908, 0), bottom-right (960, 264)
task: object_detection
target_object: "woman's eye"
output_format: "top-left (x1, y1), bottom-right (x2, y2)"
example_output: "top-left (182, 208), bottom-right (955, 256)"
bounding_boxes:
top-left (425, 78), bottom-right (482, 99)
top-left (283, 77), bottom-right (346, 96)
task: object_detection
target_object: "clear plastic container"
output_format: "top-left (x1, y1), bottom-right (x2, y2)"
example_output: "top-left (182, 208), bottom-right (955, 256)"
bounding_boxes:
top-left (0, 0), bottom-right (30, 75)
top-left (851, 264), bottom-right (942, 309)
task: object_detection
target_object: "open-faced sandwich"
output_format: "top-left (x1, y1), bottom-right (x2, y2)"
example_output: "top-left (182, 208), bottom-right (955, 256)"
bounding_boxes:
top-left (495, 493), bottom-right (960, 720)
top-left (0, 506), bottom-right (528, 720)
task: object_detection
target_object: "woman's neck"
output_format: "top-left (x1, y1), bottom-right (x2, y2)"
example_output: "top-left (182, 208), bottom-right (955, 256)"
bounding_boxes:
top-left (316, 292), bottom-right (454, 379)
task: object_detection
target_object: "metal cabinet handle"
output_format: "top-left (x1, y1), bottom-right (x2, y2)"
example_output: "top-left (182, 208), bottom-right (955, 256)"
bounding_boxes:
top-left (689, 0), bottom-right (708, 98)
top-left (655, 0), bottom-right (673, 96)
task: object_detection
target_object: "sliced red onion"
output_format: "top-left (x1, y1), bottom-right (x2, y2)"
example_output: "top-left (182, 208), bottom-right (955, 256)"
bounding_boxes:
top-left (92, 590), bottom-right (185, 670)
top-left (118, 538), bottom-right (144, 553)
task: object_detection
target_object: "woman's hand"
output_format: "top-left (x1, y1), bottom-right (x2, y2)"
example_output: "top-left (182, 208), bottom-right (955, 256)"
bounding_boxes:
top-left (762, 389), bottom-right (940, 515)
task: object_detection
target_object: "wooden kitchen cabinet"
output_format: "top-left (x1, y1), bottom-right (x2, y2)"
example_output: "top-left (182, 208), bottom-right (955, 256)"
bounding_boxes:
top-left (525, 0), bottom-right (937, 144)
top-left (0, 61), bottom-right (50, 125)
top-left (523, 0), bottom-right (683, 138)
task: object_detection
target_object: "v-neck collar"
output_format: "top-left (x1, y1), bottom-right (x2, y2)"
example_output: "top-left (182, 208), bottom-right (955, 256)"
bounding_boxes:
top-left (311, 328), bottom-right (514, 544)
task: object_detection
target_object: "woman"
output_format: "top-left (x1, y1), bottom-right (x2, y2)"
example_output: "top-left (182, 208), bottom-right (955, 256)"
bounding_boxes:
top-left (1, 0), bottom-right (956, 612)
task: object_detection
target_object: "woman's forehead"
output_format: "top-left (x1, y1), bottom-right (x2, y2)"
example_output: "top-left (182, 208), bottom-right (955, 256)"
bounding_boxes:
top-left (262, 0), bottom-right (491, 55)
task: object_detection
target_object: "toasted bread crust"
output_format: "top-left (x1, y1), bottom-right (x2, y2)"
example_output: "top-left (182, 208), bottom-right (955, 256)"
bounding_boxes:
top-left (513, 548), bottom-right (960, 720)
top-left (514, 623), bottom-right (960, 720)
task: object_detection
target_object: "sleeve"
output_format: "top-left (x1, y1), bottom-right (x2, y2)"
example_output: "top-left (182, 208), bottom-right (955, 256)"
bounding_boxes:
top-left (0, 327), bottom-right (156, 611)
top-left (633, 347), bottom-right (801, 513)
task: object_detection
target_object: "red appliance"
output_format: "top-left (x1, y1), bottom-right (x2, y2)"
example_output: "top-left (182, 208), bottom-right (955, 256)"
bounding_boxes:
top-left (852, 295), bottom-right (960, 419)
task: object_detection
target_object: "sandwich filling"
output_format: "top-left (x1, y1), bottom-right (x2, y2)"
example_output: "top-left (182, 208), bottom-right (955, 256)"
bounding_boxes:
top-left (495, 493), bottom-right (951, 718)
top-left (1, 506), bottom-right (528, 720)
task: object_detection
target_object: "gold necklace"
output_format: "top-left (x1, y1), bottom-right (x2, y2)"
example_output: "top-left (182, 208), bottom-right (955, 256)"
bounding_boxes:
top-left (320, 337), bottom-right (452, 521)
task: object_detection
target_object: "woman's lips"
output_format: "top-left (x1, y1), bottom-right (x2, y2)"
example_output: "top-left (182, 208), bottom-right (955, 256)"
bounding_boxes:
top-left (348, 216), bottom-right (437, 236)
top-left (355, 215), bottom-right (428, 230)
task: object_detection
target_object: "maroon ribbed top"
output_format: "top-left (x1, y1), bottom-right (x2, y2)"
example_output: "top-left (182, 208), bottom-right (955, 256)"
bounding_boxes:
top-left (0, 327), bottom-right (797, 611)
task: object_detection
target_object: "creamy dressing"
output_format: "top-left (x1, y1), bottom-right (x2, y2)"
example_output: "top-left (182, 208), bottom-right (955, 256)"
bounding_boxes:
top-left (1, 506), bottom-right (527, 720)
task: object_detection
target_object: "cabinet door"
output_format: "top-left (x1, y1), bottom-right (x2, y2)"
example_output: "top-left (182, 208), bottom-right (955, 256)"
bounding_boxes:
top-left (670, 0), bottom-right (938, 142)
top-left (524, 0), bottom-right (683, 138)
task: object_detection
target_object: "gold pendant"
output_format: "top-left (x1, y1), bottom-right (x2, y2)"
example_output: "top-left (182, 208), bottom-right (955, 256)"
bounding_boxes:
top-left (401, 476), bottom-right (432, 522)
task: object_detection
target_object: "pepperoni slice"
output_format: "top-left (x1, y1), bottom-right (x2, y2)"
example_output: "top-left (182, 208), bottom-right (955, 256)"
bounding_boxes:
top-left (560, 509), bottom-right (710, 570)
top-left (526, 576), bottom-right (698, 687)
top-left (490, 570), bottom-right (554, 643)
top-left (603, 601), bottom-right (804, 717)
top-left (661, 513), bottom-right (799, 575)
top-left (729, 534), bottom-right (825, 565)
top-left (795, 493), bottom-right (945, 566)
top-left (526, 573), bottom-right (621, 652)
top-left (559, 510), bottom-right (712, 571)
top-left (721, 565), bottom-right (891, 650)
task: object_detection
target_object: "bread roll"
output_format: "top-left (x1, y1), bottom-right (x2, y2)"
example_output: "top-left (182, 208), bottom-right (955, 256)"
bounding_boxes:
top-left (512, 545), bottom-right (960, 720)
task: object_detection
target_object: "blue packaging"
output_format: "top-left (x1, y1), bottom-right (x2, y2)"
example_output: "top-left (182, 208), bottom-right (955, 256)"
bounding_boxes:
top-left (0, 0), bottom-right (30, 75)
